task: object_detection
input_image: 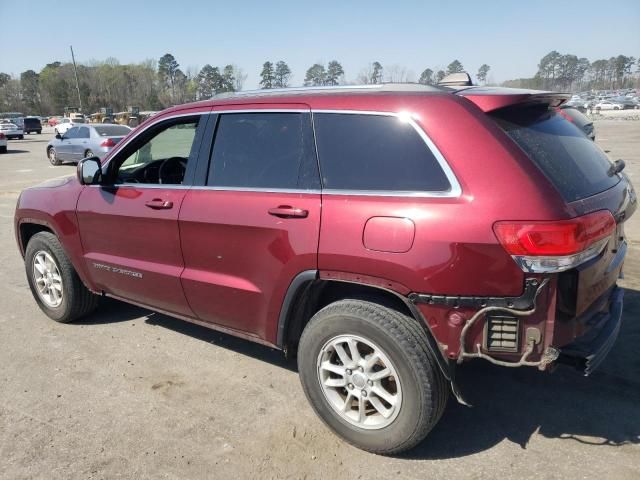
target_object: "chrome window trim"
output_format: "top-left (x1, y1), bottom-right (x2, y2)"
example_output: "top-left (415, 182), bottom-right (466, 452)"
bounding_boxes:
top-left (98, 108), bottom-right (462, 199)
top-left (311, 110), bottom-right (462, 198)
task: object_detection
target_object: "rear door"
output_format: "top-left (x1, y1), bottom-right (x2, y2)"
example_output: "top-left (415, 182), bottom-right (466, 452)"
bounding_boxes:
top-left (179, 106), bottom-right (321, 342)
top-left (76, 110), bottom-right (210, 316)
top-left (73, 126), bottom-right (91, 160)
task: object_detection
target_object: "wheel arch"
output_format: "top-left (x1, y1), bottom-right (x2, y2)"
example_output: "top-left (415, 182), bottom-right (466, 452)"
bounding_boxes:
top-left (276, 271), bottom-right (455, 385)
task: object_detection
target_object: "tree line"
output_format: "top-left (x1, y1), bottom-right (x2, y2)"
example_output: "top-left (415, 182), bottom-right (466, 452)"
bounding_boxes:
top-left (503, 51), bottom-right (639, 91)
top-left (1, 51), bottom-right (637, 116)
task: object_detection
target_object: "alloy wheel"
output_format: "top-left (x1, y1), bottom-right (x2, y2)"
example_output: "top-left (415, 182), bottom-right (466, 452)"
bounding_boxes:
top-left (32, 250), bottom-right (63, 308)
top-left (316, 334), bottom-right (402, 430)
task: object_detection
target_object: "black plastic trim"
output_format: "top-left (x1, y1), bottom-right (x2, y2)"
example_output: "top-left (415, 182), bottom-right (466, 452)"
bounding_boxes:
top-left (409, 278), bottom-right (542, 310)
top-left (276, 270), bottom-right (318, 348)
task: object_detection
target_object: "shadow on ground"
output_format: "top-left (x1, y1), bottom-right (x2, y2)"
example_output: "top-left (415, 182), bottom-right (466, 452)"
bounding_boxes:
top-left (6, 149), bottom-right (29, 154)
top-left (78, 289), bottom-right (640, 459)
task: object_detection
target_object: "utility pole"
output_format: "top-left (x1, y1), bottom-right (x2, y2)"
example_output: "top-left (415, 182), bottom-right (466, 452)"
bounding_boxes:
top-left (70, 45), bottom-right (83, 112)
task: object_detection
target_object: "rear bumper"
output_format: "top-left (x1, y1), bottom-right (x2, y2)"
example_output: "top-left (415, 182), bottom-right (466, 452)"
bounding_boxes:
top-left (558, 287), bottom-right (623, 375)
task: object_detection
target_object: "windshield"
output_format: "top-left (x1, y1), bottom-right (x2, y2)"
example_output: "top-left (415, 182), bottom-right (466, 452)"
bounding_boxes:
top-left (492, 106), bottom-right (619, 202)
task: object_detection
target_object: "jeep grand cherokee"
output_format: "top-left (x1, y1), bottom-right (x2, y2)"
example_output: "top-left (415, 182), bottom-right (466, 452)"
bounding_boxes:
top-left (14, 82), bottom-right (635, 454)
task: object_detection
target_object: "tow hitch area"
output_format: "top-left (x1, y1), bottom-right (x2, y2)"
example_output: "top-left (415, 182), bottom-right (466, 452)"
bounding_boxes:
top-left (558, 287), bottom-right (624, 376)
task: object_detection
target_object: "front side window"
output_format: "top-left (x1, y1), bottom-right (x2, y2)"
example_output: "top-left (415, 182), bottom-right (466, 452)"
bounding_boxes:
top-left (313, 113), bottom-right (452, 192)
top-left (208, 112), bottom-right (318, 190)
top-left (114, 116), bottom-right (201, 185)
top-left (64, 127), bottom-right (79, 139)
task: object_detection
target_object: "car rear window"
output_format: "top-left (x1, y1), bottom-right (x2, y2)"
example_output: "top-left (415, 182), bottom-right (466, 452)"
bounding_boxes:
top-left (313, 113), bottom-right (451, 192)
top-left (491, 106), bottom-right (619, 202)
top-left (94, 125), bottom-right (131, 136)
top-left (24, 118), bottom-right (41, 125)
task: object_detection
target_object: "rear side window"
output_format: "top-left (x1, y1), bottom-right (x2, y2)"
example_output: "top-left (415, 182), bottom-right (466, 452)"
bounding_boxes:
top-left (492, 107), bottom-right (619, 202)
top-left (313, 113), bottom-right (451, 192)
top-left (208, 113), bottom-right (319, 190)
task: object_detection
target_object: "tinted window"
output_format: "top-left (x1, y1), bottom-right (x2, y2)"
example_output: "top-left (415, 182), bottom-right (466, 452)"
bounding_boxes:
top-left (208, 113), bottom-right (317, 189)
top-left (78, 127), bottom-right (90, 139)
top-left (313, 113), bottom-right (451, 192)
top-left (94, 125), bottom-right (131, 136)
top-left (492, 106), bottom-right (619, 202)
top-left (24, 118), bottom-right (41, 127)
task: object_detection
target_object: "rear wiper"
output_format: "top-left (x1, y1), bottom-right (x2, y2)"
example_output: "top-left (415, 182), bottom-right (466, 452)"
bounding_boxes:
top-left (608, 159), bottom-right (625, 177)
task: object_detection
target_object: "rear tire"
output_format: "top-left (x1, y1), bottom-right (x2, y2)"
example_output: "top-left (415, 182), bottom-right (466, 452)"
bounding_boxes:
top-left (298, 299), bottom-right (448, 455)
top-left (25, 232), bottom-right (99, 323)
top-left (0, 146), bottom-right (6, 153)
top-left (48, 147), bottom-right (61, 166)
top-left (18, 135), bottom-right (24, 140)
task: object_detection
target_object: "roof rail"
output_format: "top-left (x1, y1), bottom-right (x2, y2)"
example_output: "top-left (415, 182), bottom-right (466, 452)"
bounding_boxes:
top-left (214, 83), bottom-right (445, 99)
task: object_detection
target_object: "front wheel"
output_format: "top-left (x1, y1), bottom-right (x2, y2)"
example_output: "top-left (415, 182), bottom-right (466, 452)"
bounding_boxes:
top-left (84, 149), bottom-right (94, 158)
top-left (48, 147), bottom-right (61, 166)
top-left (25, 232), bottom-right (99, 323)
top-left (298, 299), bottom-right (448, 454)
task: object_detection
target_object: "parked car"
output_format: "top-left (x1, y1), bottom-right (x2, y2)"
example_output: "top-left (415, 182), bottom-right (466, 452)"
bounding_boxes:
top-left (14, 84), bottom-right (635, 455)
top-left (0, 120), bottom-right (24, 139)
top-left (610, 96), bottom-right (640, 109)
top-left (23, 116), bottom-right (42, 134)
top-left (556, 106), bottom-right (595, 140)
top-left (48, 116), bottom-right (61, 127)
top-left (0, 132), bottom-right (6, 153)
top-left (46, 124), bottom-right (132, 165)
top-left (594, 100), bottom-right (623, 111)
top-left (54, 117), bottom-right (85, 136)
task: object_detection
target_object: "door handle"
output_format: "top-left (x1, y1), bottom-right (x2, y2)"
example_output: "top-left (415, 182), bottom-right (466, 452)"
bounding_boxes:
top-left (145, 198), bottom-right (174, 210)
top-left (268, 206), bottom-right (308, 218)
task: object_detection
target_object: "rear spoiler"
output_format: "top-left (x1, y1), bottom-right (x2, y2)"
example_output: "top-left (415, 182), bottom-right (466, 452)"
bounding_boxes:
top-left (456, 87), bottom-right (570, 113)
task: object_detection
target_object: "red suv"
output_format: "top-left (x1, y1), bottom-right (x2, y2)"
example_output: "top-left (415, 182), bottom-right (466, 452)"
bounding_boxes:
top-left (14, 83), bottom-right (635, 454)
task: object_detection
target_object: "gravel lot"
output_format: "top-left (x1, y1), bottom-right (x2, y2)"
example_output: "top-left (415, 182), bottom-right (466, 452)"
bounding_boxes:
top-left (1, 123), bottom-right (639, 479)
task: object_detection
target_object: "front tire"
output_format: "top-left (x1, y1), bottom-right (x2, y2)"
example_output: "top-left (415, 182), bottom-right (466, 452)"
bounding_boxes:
top-left (25, 232), bottom-right (99, 323)
top-left (84, 149), bottom-right (94, 158)
top-left (298, 299), bottom-right (448, 455)
top-left (48, 147), bottom-right (61, 166)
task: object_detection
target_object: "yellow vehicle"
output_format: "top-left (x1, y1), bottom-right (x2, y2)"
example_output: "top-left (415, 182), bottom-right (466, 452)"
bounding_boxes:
top-left (114, 107), bottom-right (140, 127)
top-left (63, 107), bottom-right (84, 122)
top-left (89, 108), bottom-right (114, 123)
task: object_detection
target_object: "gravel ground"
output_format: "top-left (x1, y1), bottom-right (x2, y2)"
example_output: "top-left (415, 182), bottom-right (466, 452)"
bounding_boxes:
top-left (0, 123), bottom-right (638, 479)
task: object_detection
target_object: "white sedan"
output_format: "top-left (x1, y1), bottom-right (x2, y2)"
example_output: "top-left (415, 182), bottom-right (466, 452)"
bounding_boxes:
top-left (55, 117), bottom-right (86, 136)
top-left (594, 100), bottom-right (623, 111)
top-left (0, 132), bottom-right (7, 153)
top-left (0, 120), bottom-right (24, 139)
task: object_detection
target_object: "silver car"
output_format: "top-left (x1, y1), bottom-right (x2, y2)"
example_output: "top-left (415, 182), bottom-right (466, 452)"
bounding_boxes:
top-left (47, 124), bottom-right (132, 165)
top-left (0, 120), bottom-right (24, 139)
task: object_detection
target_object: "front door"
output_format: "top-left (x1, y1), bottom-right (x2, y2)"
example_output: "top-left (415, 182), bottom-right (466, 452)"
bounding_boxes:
top-left (179, 108), bottom-right (321, 342)
top-left (56, 127), bottom-right (77, 161)
top-left (76, 111), bottom-right (209, 316)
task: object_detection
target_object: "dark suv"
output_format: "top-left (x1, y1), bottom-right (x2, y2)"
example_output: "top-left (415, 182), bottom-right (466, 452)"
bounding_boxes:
top-left (14, 83), bottom-right (635, 454)
top-left (23, 116), bottom-right (42, 134)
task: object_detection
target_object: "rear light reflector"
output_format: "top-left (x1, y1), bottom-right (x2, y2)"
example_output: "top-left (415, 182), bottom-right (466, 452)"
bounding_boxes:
top-left (494, 210), bottom-right (616, 273)
top-left (100, 138), bottom-right (116, 147)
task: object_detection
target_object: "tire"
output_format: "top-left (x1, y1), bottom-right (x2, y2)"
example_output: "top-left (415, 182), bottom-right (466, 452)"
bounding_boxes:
top-left (18, 135), bottom-right (24, 140)
top-left (84, 149), bottom-right (94, 158)
top-left (298, 299), bottom-right (448, 455)
top-left (0, 146), bottom-right (6, 153)
top-left (25, 232), bottom-right (99, 323)
top-left (48, 147), bottom-right (61, 166)
top-left (37, 130), bottom-right (42, 134)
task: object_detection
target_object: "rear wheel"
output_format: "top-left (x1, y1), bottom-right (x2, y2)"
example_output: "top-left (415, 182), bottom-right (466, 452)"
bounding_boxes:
top-left (298, 299), bottom-right (448, 454)
top-left (25, 232), bottom-right (99, 323)
top-left (18, 135), bottom-right (24, 140)
top-left (48, 147), bottom-right (61, 166)
top-left (0, 146), bottom-right (6, 153)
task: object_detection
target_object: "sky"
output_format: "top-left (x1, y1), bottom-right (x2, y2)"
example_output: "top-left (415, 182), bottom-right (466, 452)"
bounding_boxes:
top-left (1, 0), bottom-right (639, 89)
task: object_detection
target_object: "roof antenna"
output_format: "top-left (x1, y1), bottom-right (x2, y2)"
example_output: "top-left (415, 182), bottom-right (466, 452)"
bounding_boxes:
top-left (438, 72), bottom-right (473, 87)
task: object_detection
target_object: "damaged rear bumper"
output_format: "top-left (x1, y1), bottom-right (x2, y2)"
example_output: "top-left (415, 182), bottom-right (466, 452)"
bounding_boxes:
top-left (558, 287), bottom-right (624, 375)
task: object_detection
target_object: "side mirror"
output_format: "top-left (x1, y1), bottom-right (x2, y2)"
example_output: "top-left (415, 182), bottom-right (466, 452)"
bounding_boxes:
top-left (55, 133), bottom-right (62, 140)
top-left (77, 157), bottom-right (103, 185)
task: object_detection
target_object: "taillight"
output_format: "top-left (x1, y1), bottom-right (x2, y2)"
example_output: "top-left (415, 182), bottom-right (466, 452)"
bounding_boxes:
top-left (100, 138), bottom-right (116, 147)
top-left (493, 210), bottom-right (616, 273)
